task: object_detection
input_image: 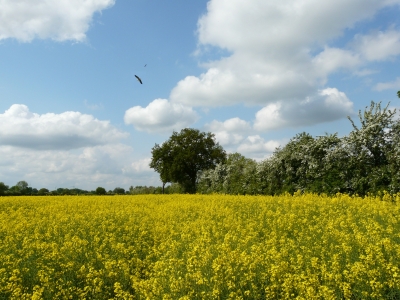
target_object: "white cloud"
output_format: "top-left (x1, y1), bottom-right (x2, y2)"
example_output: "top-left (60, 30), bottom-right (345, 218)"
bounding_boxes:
top-left (124, 99), bottom-right (199, 133)
top-left (0, 104), bottom-right (128, 150)
top-left (204, 117), bottom-right (251, 147)
top-left (129, 158), bottom-right (152, 173)
top-left (254, 88), bottom-right (353, 131)
top-left (170, 52), bottom-right (317, 107)
top-left (312, 47), bottom-right (361, 79)
top-left (237, 135), bottom-right (283, 160)
top-left (150, 0), bottom-right (400, 157)
top-left (0, 105), bottom-right (159, 190)
top-left (170, 0), bottom-right (400, 112)
top-left (353, 68), bottom-right (379, 77)
top-left (0, 0), bottom-right (115, 42)
top-left (0, 144), bottom-right (160, 190)
top-left (373, 77), bottom-right (400, 91)
top-left (353, 29), bottom-right (400, 61)
top-left (196, 0), bottom-right (390, 53)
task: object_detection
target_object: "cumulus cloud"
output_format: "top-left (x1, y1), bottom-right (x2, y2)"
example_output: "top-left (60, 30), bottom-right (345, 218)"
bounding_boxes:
top-left (237, 135), bottom-right (283, 160)
top-left (312, 47), bottom-right (361, 79)
top-left (0, 0), bottom-right (115, 42)
top-left (196, 0), bottom-right (394, 53)
top-left (0, 104), bottom-right (128, 150)
top-left (0, 144), bottom-right (160, 190)
top-left (170, 52), bottom-right (317, 107)
top-left (129, 158), bottom-right (152, 173)
top-left (204, 117), bottom-right (251, 147)
top-left (124, 99), bottom-right (199, 133)
top-left (254, 88), bottom-right (353, 131)
top-left (353, 29), bottom-right (400, 61)
top-left (169, 0), bottom-right (400, 108)
top-left (373, 77), bottom-right (400, 91)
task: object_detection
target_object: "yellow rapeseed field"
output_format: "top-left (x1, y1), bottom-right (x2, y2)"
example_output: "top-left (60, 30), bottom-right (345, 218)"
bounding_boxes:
top-left (0, 193), bottom-right (399, 299)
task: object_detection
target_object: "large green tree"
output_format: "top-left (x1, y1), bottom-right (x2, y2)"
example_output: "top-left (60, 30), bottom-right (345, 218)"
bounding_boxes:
top-left (150, 128), bottom-right (226, 193)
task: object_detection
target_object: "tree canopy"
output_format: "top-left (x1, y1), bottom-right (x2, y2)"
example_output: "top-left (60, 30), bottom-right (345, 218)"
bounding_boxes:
top-left (150, 128), bottom-right (227, 193)
top-left (95, 187), bottom-right (106, 195)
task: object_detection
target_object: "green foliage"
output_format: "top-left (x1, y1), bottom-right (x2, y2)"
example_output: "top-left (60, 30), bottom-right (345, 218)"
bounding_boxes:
top-left (198, 101), bottom-right (400, 196)
top-left (150, 128), bottom-right (226, 193)
top-left (95, 187), bottom-right (106, 195)
top-left (343, 101), bottom-right (397, 194)
top-left (197, 153), bottom-right (257, 194)
top-left (113, 187), bottom-right (125, 194)
top-left (16, 180), bottom-right (28, 192)
top-left (0, 182), bottom-right (9, 196)
top-left (129, 185), bottom-right (162, 194)
top-left (38, 188), bottom-right (49, 195)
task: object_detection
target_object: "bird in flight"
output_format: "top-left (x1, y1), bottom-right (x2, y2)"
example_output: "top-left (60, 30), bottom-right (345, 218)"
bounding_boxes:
top-left (144, 64), bottom-right (147, 67)
top-left (135, 75), bottom-right (142, 84)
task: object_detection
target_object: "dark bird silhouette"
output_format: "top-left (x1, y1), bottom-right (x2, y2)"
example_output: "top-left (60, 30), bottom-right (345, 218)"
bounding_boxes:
top-left (144, 64), bottom-right (147, 67)
top-left (135, 75), bottom-right (142, 84)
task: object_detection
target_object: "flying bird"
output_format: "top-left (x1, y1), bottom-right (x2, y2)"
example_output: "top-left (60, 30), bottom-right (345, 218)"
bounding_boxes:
top-left (135, 75), bottom-right (142, 84)
top-left (144, 64), bottom-right (147, 67)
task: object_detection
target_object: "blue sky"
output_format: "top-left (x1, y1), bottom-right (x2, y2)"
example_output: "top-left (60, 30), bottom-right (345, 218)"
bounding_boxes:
top-left (1, 0), bottom-right (400, 191)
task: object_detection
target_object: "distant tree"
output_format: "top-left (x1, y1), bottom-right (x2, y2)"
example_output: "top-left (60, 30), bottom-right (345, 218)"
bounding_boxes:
top-left (397, 90), bottom-right (400, 98)
top-left (96, 187), bottom-right (106, 195)
top-left (129, 185), bottom-right (165, 195)
top-left (62, 188), bottom-right (72, 195)
top-left (165, 183), bottom-right (182, 194)
top-left (0, 182), bottom-right (8, 196)
top-left (16, 181), bottom-right (29, 195)
top-left (113, 187), bottom-right (125, 194)
top-left (27, 187), bottom-right (37, 195)
top-left (38, 188), bottom-right (49, 195)
top-left (69, 188), bottom-right (86, 195)
top-left (8, 185), bottom-right (21, 195)
top-left (150, 128), bottom-right (226, 194)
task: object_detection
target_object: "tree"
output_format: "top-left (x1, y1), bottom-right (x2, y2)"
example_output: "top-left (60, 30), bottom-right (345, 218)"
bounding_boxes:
top-left (197, 153), bottom-right (257, 195)
top-left (0, 182), bottom-right (8, 196)
top-left (397, 91), bottom-right (400, 98)
top-left (113, 187), bottom-right (125, 194)
top-left (344, 101), bottom-right (397, 194)
top-left (16, 181), bottom-right (29, 195)
top-left (96, 187), bottom-right (106, 195)
top-left (150, 128), bottom-right (226, 193)
top-left (38, 188), bottom-right (49, 195)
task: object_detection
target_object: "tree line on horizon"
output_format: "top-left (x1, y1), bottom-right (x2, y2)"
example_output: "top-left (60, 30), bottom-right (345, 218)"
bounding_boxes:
top-left (0, 182), bottom-right (173, 196)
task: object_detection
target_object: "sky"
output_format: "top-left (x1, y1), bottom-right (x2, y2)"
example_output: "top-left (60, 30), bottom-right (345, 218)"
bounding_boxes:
top-left (1, 0), bottom-right (400, 191)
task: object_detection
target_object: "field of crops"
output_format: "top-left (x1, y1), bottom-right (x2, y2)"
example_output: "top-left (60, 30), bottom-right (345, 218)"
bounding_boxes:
top-left (0, 193), bottom-right (399, 299)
